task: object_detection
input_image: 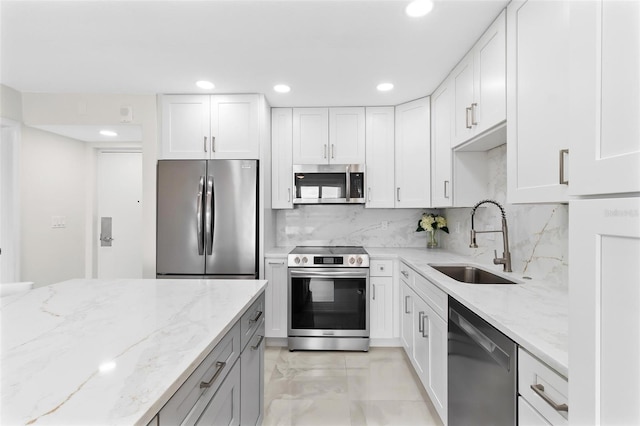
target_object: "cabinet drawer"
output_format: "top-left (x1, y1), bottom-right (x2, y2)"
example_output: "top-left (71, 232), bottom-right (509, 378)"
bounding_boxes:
top-left (414, 273), bottom-right (447, 320)
top-left (241, 293), bottom-right (265, 351)
top-left (370, 260), bottom-right (393, 277)
top-left (519, 396), bottom-right (552, 426)
top-left (159, 322), bottom-right (241, 425)
top-left (519, 348), bottom-right (568, 425)
top-left (399, 262), bottom-right (414, 285)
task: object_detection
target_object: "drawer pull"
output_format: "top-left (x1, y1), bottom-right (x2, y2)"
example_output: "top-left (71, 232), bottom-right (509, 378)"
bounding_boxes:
top-left (200, 361), bottom-right (226, 389)
top-left (530, 383), bottom-right (568, 412)
top-left (251, 335), bottom-right (265, 351)
top-left (248, 310), bottom-right (263, 324)
top-left (401, 270), bottom-right (409, 278)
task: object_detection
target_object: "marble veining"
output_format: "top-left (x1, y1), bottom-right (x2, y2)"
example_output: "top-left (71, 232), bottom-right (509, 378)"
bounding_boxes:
top-left (1, 278), bottom-right (266, 425)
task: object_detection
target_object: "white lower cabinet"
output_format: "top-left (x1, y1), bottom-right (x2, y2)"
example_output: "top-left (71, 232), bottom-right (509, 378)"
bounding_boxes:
top-left (264, 257), bottom-right (287, 339)
top-left (399, 262), bottom-right (447, 425)
top-left (518, 348), bottom-right (568, 426)
top-left (158, 293), bottom-right (265, 426)
top-left (369, 259), bottom-right (394, 339)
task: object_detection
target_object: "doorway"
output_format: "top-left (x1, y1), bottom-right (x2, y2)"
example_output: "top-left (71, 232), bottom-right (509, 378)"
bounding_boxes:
top-left (0, 119), bottom-right (20, 283)
top-left (96, 151), bottom-right (143, 279)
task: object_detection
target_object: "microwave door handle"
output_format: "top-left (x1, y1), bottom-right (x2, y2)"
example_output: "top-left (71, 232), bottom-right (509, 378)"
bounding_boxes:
top-left (196, 176), bottom-right (204, 255)
top-left (205, 176), bottom-right (214, 255)
top-left (346, 165), bottom-right (351, 202)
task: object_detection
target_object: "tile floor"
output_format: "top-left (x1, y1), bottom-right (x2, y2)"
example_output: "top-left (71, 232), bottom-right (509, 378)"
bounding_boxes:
top-left (263, 346), bottom-right (443, 426)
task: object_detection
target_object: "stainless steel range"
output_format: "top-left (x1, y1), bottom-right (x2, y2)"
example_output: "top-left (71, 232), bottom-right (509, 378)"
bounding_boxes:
top-left (287, 246), bottom-right (370, 351)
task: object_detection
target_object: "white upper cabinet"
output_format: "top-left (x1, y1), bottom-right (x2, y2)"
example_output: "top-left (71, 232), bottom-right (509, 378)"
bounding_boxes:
top-left (271, 108), bottom-right (293, 209)
top-left (329, 107), bottom-right (366, 164)
top-left (569, 0), bottom-right (640, 196)
top-left (431, 79), bottom-right (454, 208)
top-left (292, 108), bottom-right (328, 164)
top-left (160, 94), bottom-right (260, 160)
top-left (506, 0), bottom-right (571, 203)
top-left (453, 10), bottom-right (506, 148)
top-left (292, 107), bottom-right (365, 165)
top-left (160, 95), bottom-right (210, 159)
top-left (395, 97), bottom-right (431, 208)
top-left (365, 107), bottom-right (395, 208)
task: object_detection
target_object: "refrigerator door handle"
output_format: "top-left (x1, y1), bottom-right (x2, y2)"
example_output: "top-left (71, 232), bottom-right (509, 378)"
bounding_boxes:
top-left (205, 176), bottom-right (214, 255)
top-left (196, 176), bottom-right (204, 255)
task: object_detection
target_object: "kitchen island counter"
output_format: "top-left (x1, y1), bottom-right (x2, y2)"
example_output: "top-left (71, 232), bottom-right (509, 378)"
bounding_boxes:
top-left (1, 278), bottom-right (267, 425)
top-left (367, 247), bottom-right (568, 377)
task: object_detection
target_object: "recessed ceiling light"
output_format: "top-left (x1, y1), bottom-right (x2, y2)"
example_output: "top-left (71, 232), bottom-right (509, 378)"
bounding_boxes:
top-left (274, 84), bottom-right (291, 93)
top-left (196, 80), bottom-right (215, 90)
top-left (99, 130), bottom-right (118, 137)
top-left (377, 83), bottom-right (394, 92)
top-left (405, 0), bottom-right (434, 18)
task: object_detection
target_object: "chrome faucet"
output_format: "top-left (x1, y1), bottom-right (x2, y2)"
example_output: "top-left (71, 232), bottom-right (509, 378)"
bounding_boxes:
top-left (469, 199), bottom-right (512, 273)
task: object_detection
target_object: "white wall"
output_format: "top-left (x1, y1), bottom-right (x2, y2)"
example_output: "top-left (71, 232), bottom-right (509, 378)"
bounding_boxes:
top-left (0, 84), bottom-right (23, 122)
top-left (20, 127), bottom-right (87, 287)
top-left (22, 93), bottom-right (158, 277)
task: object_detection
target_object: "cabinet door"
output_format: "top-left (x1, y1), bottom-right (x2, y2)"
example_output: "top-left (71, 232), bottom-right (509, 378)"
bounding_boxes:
top-left (271, 108), bottom-right (293, 209)
top-left (292, 108), bottom-right (329, 164)
top-left (431, 80), bottom-right (453, 207)
top-left (452, 56), bottom-right (475, 146)
top-left (426, 306), bottom-right (447, 424)
top-left (241, 321), bottom-right (265, 426)
top-left (160, 95), bottom-right (210, 159)
top-left (395, 97), bottom-right (431, 208)
top-left (264, 258), bottom-right (288, 338)
top-left (365, 107), bottom-right (395, 208)
top-left (569, 197), bottom-right (640, 425)
top-left (473, 9), bottom-right (506, 136)
top-left (507, 0), bottom-right (571, 203)
top-left (370, 276), bottom-right (393, 339)
top-left (210, 94), bottom-right (259, 159)
top-left (569, 1), bottom-right (640, 196)
top-left (194, 361), bottom-right (241, 426)
top-left (329, 107), bottom-right (365, 164)
top-left (399, 281), bottom-right (413, 354)
top-left (412, 295), bottom-right (429, 383)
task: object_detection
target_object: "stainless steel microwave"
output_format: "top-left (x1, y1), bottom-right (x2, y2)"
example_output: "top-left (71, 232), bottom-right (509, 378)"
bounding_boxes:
top-left (293, 164), bottom-right (365, 204)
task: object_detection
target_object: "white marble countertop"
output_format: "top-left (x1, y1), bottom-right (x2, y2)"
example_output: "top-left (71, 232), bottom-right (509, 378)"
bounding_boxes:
top-left (1, 278), bottom-right (267, 425)
top-left (265, 246), bottom-right (568, 377)
top-left (366, 247), bottom-right (568, 377)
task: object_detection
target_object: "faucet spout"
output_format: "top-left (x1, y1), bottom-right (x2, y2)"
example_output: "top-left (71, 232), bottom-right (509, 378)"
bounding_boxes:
top-left (469, 200), bottom-right (513, 273)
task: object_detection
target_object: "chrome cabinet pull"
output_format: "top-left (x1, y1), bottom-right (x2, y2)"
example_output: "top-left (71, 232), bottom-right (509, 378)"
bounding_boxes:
top-left (418, 311), bottom-right (425, 333)
top-left (368, 187), bottom-right (371, 202)
top-left (421, 314), bottom-right (429, 338)
top-left (372, 284), bottom-right (376, 300)
top-left (396, 187), bottom-right (400, 202)
top-left (204, 136), bottom-right (208, 153)
top-left (401, 270), bottom-right (409, 278)
top-left (471, 103), bottom-right (478, 125)
top-left (444, 180), bottom-right (450, 199)
top-left (287, 187), bottom-right (291, 203)
top-left (404, 295), bottom-right (411, 314)
top-left (248, 310), bottom-right (263, 324)
top-left (200, 361), bottom-right (226, 388)
top-left (323, 144), bottom-right (327, 159)
top-left (559, 149), bottom-right (569, 185)
top-left (211, 136), bottom-right (216, 152)
top-left (331, 144), bottom-right (335, 159)
top-left (530, 384), bottom-right (568, 412)
top-left (267, 261), bottom-right (284, 265)
top-left (465, 107), bottom-right (473, 129)
top-left (251, 335), bottom-right (265, 351)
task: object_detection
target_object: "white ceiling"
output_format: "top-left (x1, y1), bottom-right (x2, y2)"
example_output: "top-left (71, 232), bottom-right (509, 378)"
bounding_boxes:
top-left (1, 0), bottom-right (508, 108)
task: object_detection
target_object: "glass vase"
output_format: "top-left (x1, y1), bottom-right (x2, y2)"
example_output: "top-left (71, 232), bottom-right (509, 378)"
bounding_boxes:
top-left (427, 230), bottom-right (438, 249)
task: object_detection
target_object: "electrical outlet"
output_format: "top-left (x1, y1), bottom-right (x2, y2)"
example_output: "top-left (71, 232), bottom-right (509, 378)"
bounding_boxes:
top-left (51, 216), bottom-right (66, 229)
top-left (381, 220), bottom-right (389, 230)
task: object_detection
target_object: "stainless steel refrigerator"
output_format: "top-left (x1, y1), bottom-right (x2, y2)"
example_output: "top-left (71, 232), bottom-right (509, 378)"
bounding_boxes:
top-left (156, 159), bottom-right (258, 279)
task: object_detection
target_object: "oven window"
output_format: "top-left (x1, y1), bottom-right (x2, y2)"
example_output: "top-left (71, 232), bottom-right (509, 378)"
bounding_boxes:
top-left (290, 276), bottom-right (366, 330)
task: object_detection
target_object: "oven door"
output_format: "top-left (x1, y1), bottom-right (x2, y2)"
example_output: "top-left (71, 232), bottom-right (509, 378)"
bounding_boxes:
top-left (288, 268), bottom-right (370, 337)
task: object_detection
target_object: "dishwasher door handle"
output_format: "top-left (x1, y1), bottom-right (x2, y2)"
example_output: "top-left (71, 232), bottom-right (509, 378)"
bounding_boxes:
top-left (450, 308), bottom-right (511, 371)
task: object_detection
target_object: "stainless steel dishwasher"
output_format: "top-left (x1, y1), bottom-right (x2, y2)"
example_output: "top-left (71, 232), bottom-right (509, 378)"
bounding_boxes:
top-left (448, 297), bottom-right (517, 426)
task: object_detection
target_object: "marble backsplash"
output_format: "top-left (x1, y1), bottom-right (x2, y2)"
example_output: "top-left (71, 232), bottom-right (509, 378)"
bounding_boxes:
top-left (275, 144), bottom-right (568, 287)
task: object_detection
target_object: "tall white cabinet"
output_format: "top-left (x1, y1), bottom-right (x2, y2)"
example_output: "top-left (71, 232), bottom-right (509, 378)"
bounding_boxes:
top-left (395, 97), bottom-right (431, 208)
top-left (431, 80), bottom-right (453, 207)
top-left (365, 107), bottom-right (396, 208)
top-left (271, 108), bottom-right (293, 209)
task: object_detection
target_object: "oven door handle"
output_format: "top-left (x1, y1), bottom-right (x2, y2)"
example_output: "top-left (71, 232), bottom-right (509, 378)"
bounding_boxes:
top-left (289, 269), bottom-right (369, 279)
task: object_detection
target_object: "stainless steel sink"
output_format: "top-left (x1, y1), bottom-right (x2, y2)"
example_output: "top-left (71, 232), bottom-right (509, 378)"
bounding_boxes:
top-left (429, 264), bottom-right (518, 284)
